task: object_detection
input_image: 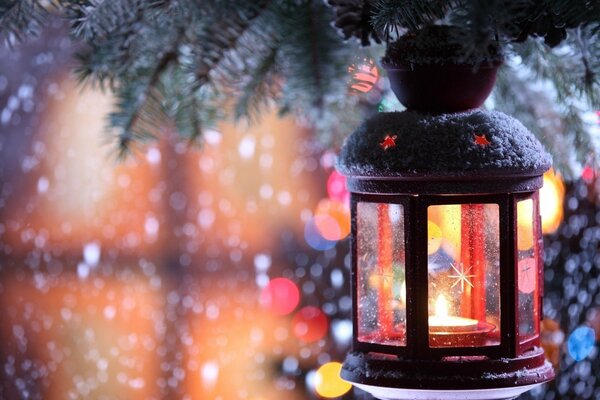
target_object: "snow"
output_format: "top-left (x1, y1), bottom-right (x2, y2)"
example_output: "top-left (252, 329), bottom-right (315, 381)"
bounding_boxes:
top-left (83, 242), bottom-right (101, 266)
top-left (203, 129), bottom-right (222, 145)
top-left (37, 176), bottom-right (49, 193)
top-left (238, 135), bottom-right (256, 159)
top-left (254, 253), bottom-right (272, 272)
top-left (332, 319), bottom-right (353, 344)
top-left (145, 147), bottom-right (161, 164)
top-left (337, 109), bottom-right (552, 178)
top-left (2, 20), bottom-right (596, 400)
top-left (144, 215), bottom-right (160, 236)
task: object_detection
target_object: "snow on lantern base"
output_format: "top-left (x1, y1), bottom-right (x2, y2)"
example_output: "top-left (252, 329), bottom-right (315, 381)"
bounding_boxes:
top-left (336, 109), bottom-right (555, 399)
top-left (342, 350), bottom-right (552, 400)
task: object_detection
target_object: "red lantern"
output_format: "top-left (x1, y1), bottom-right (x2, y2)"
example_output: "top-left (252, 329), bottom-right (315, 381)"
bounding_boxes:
top-left (336, 108), bottom-right (555, 399)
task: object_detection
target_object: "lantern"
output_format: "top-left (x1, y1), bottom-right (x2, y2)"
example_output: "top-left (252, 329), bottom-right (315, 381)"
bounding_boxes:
top-left (336, 108), bottom-right (555, 399)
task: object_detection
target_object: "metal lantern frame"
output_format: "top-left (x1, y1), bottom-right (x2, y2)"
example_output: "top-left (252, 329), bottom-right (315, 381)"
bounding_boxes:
top-left (341, 172), bottom-right (554, 393)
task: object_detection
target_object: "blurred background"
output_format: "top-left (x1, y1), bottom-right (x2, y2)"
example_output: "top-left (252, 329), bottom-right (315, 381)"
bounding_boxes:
top-left (0, 18), bottom-right (599, 400)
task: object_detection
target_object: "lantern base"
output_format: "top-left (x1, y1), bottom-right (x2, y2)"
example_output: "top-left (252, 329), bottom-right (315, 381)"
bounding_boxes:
top-left (341, 347), bottom-right (554, 400)
top-left (349, 383), bottom-right (542, 400)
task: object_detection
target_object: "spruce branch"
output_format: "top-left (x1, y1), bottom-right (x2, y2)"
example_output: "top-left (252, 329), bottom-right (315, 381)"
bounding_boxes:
top-left (157, 67), bottom-right (225, 145)
top-left (191, 0), bottom-right (273, 88)
top-left (233, 45), bottom-right (280, 121)
top-left (63, 0), bottom-right (144, 41)
top-left (278, 1), bottom-right (350, 113)
top-left (573, 27), bottom-right (599, 107)
top-left (0, 0), bottom-right (52, 44)
top-left (325, 0), bottom-right (382, 46)
top-left (2, 0), bottom-right (599, 167)
top-left (372, 0), bottom-right (453, 38)
top-left (514, 32), bottom-right (600, 109)
top-left (493, 59), bottom-right (596, 177)
top-left (110, 48), bottom-right (177, 157)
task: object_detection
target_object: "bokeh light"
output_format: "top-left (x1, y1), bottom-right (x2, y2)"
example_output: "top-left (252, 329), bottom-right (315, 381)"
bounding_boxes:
top-left (314, 362), bottom-right (352, 398)
top-left (437, 204), bottom-right (462, 260)
top-left (567, 326), bottom-right (596, 361)
top-left (292, 306), bottom-right (329, 343)
top-left (313, 199), bottom-right (350, 241)
top-left (540, 169), bottom-right (565, 234)
top-left (586, 307), bottom-right (600, 341)
top-left (581, 165), bottom-right (596, 183)
top-left (541, 319), bottom-right (564, 368)
top-left (347, 58), bottom-right (379, 94)
top-left (304, 217), bottom-right (337, 251)
top-left (259, 278), bottom-right (300, 316)
top-left (517, 199), bottom-right (534, 251)
top-left (314, 213), bottom-right (343, 242)
top-left (427, 221), bottom-right (442, 254)
top-left (326, 170), bottom-right (349, 206)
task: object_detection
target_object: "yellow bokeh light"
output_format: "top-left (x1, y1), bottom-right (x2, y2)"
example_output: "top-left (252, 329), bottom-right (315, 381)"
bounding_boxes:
top-left (427, 221), bottom-right (443, 254)
top-left (517, 199), bottom-right (534, 251)
top-left (438, 204), bottom-right (462, 260)
top-left (540, 169), bottom-right (565, 234)
top-left (315, 362), bottom-right (352, 398)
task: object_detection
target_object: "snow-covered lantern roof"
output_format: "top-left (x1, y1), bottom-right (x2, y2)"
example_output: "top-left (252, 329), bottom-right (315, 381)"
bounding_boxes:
top-left (336, 109), bottom-right (555, 400)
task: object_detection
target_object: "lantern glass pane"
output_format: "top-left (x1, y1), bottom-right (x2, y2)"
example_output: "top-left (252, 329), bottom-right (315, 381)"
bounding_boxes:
top-left (427, 203), bottom-right (501, 348)
top-left (517, 198), bottom-right (539, 344)
top-left (356, 202), bottom-right (406, 346)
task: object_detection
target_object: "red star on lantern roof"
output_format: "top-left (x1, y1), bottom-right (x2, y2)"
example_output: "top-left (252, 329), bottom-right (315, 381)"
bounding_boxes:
top-left (474, 133), bottom-right (491, 147)
top-left (379, 135), bottom-right (397, 150)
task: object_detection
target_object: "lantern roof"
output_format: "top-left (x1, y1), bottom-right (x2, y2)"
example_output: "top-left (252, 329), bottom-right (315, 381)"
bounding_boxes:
top-left (337, 109), bottom-right (552, 179)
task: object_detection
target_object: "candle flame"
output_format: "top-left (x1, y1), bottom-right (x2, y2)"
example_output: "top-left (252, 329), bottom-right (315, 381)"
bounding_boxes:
top-left (435, 294), bottom-right (449, 318)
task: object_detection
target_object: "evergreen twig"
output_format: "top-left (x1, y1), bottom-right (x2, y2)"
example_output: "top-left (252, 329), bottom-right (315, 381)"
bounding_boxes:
top-left (1, 0), bottom-right (598, 172)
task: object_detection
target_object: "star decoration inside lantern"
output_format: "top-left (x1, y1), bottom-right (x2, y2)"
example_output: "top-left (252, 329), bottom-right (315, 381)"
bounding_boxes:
top-left (379, 135), bottom-right (397, 150)
top-left (448, 262), bottom-right (475, 292)
top-left (474, 133), bottom-right (491, 147)
top-left (348, 58), bottom-right (379, 94)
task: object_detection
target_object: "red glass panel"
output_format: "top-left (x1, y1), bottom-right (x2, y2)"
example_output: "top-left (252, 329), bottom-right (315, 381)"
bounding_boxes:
top-left (356, 202), bottom-right (406, 346)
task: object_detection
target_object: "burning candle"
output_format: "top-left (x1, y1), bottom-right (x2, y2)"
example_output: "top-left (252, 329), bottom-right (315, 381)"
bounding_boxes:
top-left (429, 294), bottom-right (478, 333)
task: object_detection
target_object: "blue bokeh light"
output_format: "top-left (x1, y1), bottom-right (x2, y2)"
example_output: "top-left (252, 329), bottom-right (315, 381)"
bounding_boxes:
top-left (567, 326), bottom-right (596, 361)
top-left (304, 217), bottom-right (337, 251)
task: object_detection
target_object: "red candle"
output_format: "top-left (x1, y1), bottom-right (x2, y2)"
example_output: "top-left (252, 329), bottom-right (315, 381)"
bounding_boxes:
top-left (377, 203), bottom-right (393, 335)
top-left (459, 204), bottom-right (486, 321)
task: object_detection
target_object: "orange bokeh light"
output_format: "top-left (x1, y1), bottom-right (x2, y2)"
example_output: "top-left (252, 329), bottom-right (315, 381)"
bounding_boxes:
top-left (313, 199), bottom-right (350, 241)
top-left (540, 169), bottom-right (565, 234)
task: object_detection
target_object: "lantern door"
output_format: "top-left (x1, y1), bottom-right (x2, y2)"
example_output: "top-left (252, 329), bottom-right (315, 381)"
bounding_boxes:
top-left (353, 195), bottom-right (411, 354)
top-left (418, 196), bottom-right (508, 357)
